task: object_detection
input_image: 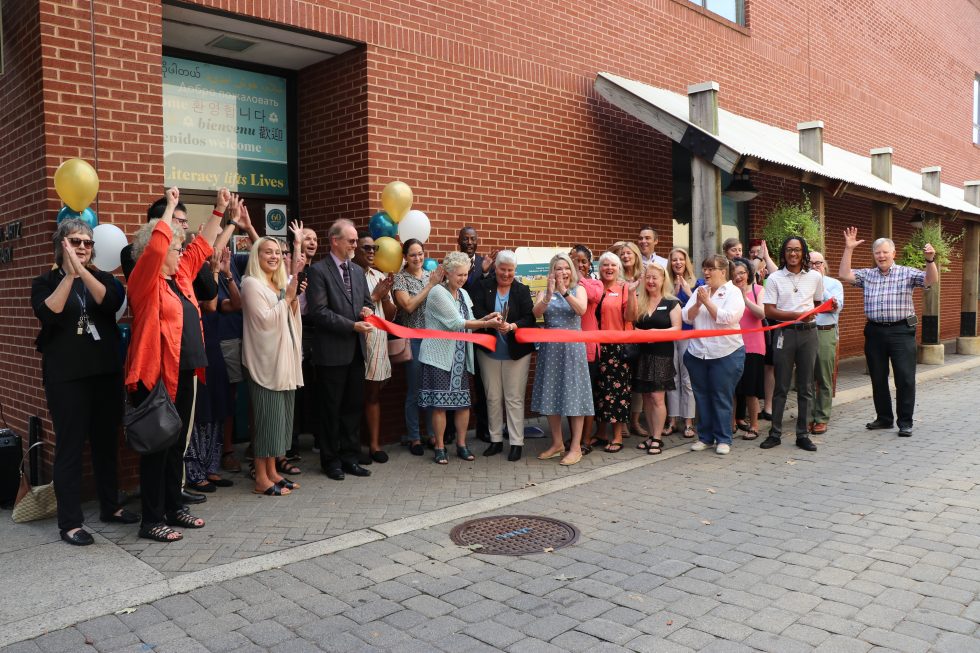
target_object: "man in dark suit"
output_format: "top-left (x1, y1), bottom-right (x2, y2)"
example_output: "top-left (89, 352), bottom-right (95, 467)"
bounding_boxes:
top-left (305, 219), bottom-right (375, 480)
top-left (456, 226), bottom-right (496, 443)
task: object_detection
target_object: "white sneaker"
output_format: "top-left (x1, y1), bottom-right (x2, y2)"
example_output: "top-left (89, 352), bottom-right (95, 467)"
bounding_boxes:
top-left (716, 443), bottom-right (731, 455)
top-left (691, 441), bottom-right (709, 451)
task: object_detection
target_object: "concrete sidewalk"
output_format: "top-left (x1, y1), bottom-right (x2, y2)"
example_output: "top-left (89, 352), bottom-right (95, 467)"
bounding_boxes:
top-left (1, 344), bottom-right (977, 647)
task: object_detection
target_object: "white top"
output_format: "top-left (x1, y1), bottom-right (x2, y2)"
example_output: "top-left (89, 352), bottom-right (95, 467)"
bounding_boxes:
top-left (764, 268), bottom-right (824, 314)
top-left (241, 276), bottom-right (303, 391)
top-left (681, 280), bottom-right (745, 360)
top-left (641, 252), bottom-right (669, 269)
top-left (815, 276), bottom-right (844, 327)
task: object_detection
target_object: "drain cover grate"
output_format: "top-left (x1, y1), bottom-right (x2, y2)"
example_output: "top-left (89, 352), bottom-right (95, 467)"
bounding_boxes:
top-left (449, 515), bottom-right (579, 555)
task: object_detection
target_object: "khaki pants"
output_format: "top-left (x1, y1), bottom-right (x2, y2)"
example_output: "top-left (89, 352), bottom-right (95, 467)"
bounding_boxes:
top-left (809, 327), bottom-right (837, 424)
top-left (476, 351), bottom-right (532, 445)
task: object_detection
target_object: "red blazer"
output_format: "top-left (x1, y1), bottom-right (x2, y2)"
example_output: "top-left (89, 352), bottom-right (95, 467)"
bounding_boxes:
top-left (125, 221), bottom-right (212, 400)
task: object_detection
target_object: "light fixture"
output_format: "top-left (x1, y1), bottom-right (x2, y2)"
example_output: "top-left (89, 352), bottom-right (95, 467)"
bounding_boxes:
top-left (723, 171), bottom-right (759, 202)
top-left (207, 34), bottom-right (258, 53)
top-left (908, 211), bottom-right (925, 229)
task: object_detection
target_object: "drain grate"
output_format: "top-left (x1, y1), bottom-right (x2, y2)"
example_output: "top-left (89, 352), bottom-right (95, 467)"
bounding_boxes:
top-left (449, 515), bottom-right (579, 555)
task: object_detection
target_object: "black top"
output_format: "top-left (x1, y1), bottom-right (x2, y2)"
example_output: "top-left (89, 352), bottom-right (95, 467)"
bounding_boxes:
top-left (121, 242), bottom-right (217, 303)
top-left (635, 298), bottom-right (678, 358)
top-left (471, 277), bottom-right (536, 360)
top-left (167, 279), bottom-right (208, 370)
top-left (31, 268), bottom-right (124, 385)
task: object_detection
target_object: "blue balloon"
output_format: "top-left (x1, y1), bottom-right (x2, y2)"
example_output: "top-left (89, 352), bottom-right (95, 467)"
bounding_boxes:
top-left (423, 258), bottom-right (439, 272)
top-left (369, 211), bottom-right (397, 239)
top-left (57, 205), bottom-right (98, 228)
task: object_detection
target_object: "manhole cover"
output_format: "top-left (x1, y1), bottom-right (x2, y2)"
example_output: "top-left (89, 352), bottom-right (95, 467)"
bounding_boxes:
top-left (449, 515), bottom-right (579, 555)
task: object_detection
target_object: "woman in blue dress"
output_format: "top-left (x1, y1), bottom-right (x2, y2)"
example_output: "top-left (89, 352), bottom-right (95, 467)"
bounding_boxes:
top-left (531, 253), bottom-right (594, 466)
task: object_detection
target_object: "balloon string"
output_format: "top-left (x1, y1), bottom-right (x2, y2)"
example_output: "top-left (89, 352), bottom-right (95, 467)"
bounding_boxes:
top-left (366, 300), bottom-right (833, 349)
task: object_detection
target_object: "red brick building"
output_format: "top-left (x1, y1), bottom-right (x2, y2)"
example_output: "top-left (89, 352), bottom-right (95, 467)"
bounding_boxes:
top-left (2, 1), bottom-right (978, 483)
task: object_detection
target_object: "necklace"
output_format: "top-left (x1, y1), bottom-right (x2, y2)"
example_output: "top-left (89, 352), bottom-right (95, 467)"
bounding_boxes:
top-left (788, 269), bottom-right (804, 293)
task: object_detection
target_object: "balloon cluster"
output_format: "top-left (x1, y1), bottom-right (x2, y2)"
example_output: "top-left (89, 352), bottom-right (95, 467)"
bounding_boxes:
top-left (54, 158), bottom-right (128, 272)
top-left (368, 181), bottom-right (433, 274)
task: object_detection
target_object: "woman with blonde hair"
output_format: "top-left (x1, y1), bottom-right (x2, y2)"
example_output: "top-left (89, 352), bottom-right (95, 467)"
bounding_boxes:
top-left (618, 242), bottom-right (643, 284)
top-left (665, 247), bottom-right (698, 438)
top-left (241, 230), bottom-right (305, 495)
top-left (531, 253), bottom-right (593, 466)
top-left (633, 263), bottom-right (681, 455)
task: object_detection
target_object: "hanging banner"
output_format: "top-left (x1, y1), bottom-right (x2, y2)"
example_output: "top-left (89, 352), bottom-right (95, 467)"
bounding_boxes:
top-left (162, 56), bottom-right (288, 195)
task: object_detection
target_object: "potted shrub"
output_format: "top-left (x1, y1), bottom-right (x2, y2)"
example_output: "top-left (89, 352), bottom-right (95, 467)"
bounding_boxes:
top-left (898, 217), bottom-right (961, 272)
top-left (761, 192), bottom-right (824, 253)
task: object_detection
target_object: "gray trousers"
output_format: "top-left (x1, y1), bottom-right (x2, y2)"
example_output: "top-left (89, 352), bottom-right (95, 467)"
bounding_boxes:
top-left (770, 327), bottom-right (818, 439)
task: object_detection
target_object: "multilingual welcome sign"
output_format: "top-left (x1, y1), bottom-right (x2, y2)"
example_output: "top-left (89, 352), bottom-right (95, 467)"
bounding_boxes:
top-left (162, 57), bottom-right (289, 196)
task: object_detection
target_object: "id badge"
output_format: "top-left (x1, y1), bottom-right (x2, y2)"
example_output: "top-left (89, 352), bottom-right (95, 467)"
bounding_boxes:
top-left (776, 332), bottom-right (784, 350)
top-left (87, 323), bottom-right (101, 341)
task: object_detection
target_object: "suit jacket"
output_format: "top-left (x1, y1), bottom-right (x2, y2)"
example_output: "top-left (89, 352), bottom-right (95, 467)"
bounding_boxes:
top-left (464, 254), bottom-right (495, 298)
top-left (305, 255), bottom-right (374, 366)
top-left (471, 277), bottom-right (536, 360)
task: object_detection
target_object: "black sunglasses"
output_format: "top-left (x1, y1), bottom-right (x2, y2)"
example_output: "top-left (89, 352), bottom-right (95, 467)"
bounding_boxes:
top-left (67, 237), bottom-right (94, 248)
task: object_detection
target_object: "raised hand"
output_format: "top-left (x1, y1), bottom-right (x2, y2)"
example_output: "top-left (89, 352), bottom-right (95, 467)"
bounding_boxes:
top-left (61, 239), bottom-right (81, 277)
top-left (696, 286), bottom-right (709, 305)
top-left (288, 219), bottom-right (304, 244)
top-left (166, 186), bottom-right (180, 207)
top-left (238, 203), bottom-right (252, 230)
top-left (219, 247), bottom-right (231, 275)
top-left (483, 251), bottom-right (498, 273)
top-left (216, 188), bottom-right (231, 212)
top-left (428, 266), bottom-right (446, 285)
top-left (546, 273), bottom-right (556, 296)
top-left (554, 274), bottom-right (568, 295)
top-left (923, 242), bottom-right (936, 261)
top-left (292, 251), bottom-right (306, 275)
top-left (843, 227), bottom-right (864, 250)
top-left (225, 195), bottom-right (241, 222)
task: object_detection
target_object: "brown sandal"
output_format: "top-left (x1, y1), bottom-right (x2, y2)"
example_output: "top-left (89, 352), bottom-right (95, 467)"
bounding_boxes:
top-left (742, 428), bottom-right (759, 440)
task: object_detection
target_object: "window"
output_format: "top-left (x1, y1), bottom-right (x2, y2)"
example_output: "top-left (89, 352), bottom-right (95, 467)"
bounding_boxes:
top-left (689, 0), bottom-right (745, 26)
top-left (974, 74), bottom-right (979, 145)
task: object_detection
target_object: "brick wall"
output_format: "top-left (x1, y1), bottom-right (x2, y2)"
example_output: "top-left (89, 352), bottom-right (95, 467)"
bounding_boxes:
top-left (1, 0), bottom-right (978, 475)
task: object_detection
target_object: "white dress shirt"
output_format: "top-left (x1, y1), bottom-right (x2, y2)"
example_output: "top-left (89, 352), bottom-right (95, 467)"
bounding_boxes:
top-left (681, 280), bottom-right (745, 360)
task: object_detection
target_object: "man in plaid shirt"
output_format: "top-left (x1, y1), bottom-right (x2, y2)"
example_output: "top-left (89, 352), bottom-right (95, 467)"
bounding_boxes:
top-left (838, 227), bottom-right (938, 437)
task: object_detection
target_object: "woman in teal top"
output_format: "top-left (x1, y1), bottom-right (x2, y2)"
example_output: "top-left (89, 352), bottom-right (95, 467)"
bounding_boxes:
top-left (418, 251), bottom-right (501, 464)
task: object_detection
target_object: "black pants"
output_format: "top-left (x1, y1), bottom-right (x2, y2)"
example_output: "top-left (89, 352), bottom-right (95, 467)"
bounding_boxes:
top-left (317, 351), bottom-right (365, 471)
top-left (770, 328), bottom-right (818, 439)
top-left (133, 371), bottom-right (196, 527)
top-left (865, 321), bottom-right (917, 430)
top-left (45, 372), bottom-right (123, 532)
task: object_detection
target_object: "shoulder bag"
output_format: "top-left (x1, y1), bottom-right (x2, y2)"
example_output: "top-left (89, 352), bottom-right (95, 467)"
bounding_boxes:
top-left (12, 442), bottom-right (57, 523)
top-left (123, 379), bottom-right (182, 455)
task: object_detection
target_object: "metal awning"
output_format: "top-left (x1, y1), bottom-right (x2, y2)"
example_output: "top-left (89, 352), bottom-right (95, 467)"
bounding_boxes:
top-left (595, 72), bottom-right (980, 218)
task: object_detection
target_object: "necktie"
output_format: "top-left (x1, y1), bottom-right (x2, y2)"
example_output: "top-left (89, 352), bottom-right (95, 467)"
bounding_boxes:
top-left (340, 261), bottom-right (352, 296)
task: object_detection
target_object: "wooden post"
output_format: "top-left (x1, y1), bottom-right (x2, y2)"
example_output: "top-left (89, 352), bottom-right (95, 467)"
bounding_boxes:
top-left (918, 166), bottom-right (943, 364)
top-left (688, 82), bottom-right (722, 267)
top-left (798, 121), bottom-right (825, 240)
top-left (870, 148), bottom-right (893, 240)
top-left (958, 181), bottom-right (980, 354)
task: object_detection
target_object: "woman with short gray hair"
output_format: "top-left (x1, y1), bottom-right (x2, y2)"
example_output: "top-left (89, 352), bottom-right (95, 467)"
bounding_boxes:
top-left (472, 250), bottom-right (536, 461)
top-left (31, 218), bottom-right (131, 545)
top-left (418, 252), bottom-right (502, 464)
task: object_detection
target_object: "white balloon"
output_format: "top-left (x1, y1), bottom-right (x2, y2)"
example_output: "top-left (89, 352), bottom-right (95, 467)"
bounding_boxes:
top-left (91, 224), bottom-right (128, 272)
top-left (397, 210), bottom-right (431, 244)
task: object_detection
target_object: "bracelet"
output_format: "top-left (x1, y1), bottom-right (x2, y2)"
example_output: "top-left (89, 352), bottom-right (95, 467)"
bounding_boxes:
top-left (925, 258), bottom-right (935, 264)
top-left (223, 276), bottom-right (234, 283)
top-left (212, 209), bottom-right (224, 217)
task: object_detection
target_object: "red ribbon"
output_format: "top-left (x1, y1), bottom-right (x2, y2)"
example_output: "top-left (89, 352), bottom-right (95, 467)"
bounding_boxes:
top-left (513, 299), bottom-right (836, 345)
top-left (366, 315), bottom-right (498, 352)
top-left (367, 300), bottom-right (834, 350)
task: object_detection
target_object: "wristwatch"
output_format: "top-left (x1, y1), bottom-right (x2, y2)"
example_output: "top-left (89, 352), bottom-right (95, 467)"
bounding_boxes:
top-left (560, 290), bottom-right (570, 297)
top-left (925, 258), bottom-right (935, 264)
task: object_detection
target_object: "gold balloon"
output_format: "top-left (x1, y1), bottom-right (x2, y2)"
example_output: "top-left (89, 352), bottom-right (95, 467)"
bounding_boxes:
top-left (54, 158), bottom-right (100, 212)
top-left (373, 236), bottom-right (403, 274)
top-left (381, 181), bottom-right (413, 223)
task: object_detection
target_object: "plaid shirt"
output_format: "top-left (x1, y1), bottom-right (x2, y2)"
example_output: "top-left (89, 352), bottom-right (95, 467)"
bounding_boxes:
top-left (851, 264), bottom-right (925, 322)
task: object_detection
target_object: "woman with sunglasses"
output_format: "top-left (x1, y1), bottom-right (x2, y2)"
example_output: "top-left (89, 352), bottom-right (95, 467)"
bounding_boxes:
top-left (126, 186), bottom-right (226, 542)
top-left (681, 255), bottom-right (745, 455)
top-left (31, 218), bottom-right (132, 546)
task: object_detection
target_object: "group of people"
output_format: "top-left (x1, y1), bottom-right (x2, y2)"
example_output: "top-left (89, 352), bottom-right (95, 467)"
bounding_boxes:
top-left (32, 190), bottom-right (938, 546)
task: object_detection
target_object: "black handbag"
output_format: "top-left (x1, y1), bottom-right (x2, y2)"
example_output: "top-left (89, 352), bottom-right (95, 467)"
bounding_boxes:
top-left (123, 380), bottom-right (182, 455)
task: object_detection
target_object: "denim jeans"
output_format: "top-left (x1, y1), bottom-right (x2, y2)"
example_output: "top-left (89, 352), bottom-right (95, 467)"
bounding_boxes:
top-left (402, 338), bottom-right (432, 443)
top-left (684, 347), bottom-right (745, 446)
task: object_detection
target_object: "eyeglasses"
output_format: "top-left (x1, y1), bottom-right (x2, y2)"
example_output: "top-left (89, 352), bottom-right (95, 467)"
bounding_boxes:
top-left (169, 246), bottom-right (185, 254)
top-left (811, 261), bottom-right (825, 267)
top-left (173, 218), bottom-right (189, 226)
top-left (67, 237), bottom-right (95, 249)
top-left (359, 245), bottom-right (378, 252)
top-left (785, 247), bottom-right (803, 254)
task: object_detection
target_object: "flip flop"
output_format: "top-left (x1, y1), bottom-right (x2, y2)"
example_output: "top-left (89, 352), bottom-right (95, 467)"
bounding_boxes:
top-left (253, 485), bottom-right (290, 496)
top-left (604, 442), bottom-right (624, 453)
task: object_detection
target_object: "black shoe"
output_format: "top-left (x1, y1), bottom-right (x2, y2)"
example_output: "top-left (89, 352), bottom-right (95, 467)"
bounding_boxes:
top-left (865, 420), bottom-right (894, 430)
top-left (483, 442), bottom-right (503, 457)
top-left (325, 468), bottom-right (345, 481)
top-left (507, 446), bottom-right (523, 462)
top-left (284, 448), bottom-right (302, 462)
top-left (371, 450), bottom-right (389, 463)
top-left (181, 489), bottom-right (207, 504)
top-left (898, 428), bottom-right (913, 437)
top-left (358, 453), bottom-right (373, 465)
top-left (61, 528), bottom-right (94, 546)
top-left (760, 436), bottom-right (781, 449)
top-left (409, 443), bottom-right (425, 456)
top-left (758, 411), bottom-right (772, 421)
top-left (342, 463), bottom-right (372, 477)
top-left (477, 431), bottom-right (492, 443)
top-left (100, 508), bottom-right (139, 524)
top-left (189, 481), bottom-right (217, 493)
top-left (795, 437), bottom-right (817, 452)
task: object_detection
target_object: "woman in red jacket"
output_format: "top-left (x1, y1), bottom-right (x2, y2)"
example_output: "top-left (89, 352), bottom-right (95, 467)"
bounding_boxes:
top-left (126, 187), bottom-right (226, 542)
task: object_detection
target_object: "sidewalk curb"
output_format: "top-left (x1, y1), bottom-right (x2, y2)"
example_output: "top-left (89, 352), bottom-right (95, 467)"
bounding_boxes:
top-left (832, 355), bottom-right (980, 408)
top-left (0, 447), bottom-right (688, 646)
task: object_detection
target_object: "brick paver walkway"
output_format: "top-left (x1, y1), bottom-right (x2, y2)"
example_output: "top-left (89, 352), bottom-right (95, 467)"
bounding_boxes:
top-left (5, 365), bottom-right (979, 652)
